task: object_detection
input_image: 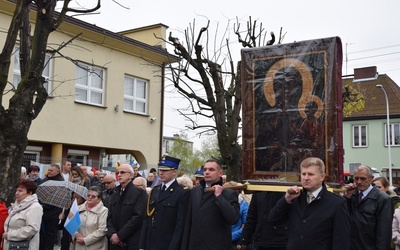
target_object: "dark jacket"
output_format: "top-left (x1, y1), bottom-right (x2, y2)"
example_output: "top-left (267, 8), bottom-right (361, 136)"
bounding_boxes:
top-left (139, 180), bottom-right (190, 250)
top-left (41, 174), bottom-right (64, 220)
top-left (27, 176), bottom-right (42, 186)
top-left (269, 184), bottom-right (350, 250)
top-left (180, 179), bottom-right (240, 250)
top-left (102, 188), bottom-right (115, 209)
top-left (88, 175), bottom-right (99, 187)
top-left (240, 191), bottom-right (288, 249)
top-left (107, 181), bottom-right (147, 250)
top-left (347, 185), bottom-right (393, 250)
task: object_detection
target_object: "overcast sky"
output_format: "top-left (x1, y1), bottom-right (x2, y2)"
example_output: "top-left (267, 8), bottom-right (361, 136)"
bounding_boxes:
top-left (69, 0), bottom-right (400, 149)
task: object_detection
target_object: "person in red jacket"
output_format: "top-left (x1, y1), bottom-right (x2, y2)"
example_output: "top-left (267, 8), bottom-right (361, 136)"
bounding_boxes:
top-left (0, 201), bottom-right (9, 250)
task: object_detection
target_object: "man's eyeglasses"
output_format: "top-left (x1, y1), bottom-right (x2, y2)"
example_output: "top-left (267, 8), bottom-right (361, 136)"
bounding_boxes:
top-left (87, 194), bottom-right (98, 199)
top-left (117, 171), bottom-right (129, 175)
top-left (104, 181), bottom-right (114, 184)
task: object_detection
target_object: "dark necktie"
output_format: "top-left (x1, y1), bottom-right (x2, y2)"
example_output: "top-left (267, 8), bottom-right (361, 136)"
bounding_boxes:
top-left (159, 185), bottom-right (166, 198)
top-left (358, 192), bottom-right (363, 203)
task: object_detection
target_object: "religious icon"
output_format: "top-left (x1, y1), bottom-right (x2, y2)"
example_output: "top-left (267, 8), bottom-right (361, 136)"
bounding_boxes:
top-left (241, 37), bottom-right (344, 185)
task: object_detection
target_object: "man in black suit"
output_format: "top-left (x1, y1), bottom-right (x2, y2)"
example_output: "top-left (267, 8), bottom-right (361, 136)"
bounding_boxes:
top-left (345, 165), bottom-right (392, 250)
top-left (181, 159), bottom-right (240, 250)
top-left (107, 164), bottom-right (147, 249)
top-left (139, 156), bottom-right (190, 250)
top-left (269, 157), bottom-right (350, 250)
top-left (39, 164), bottom-right (65, 250)
top-left (238, 191), bottom-right (288, 250)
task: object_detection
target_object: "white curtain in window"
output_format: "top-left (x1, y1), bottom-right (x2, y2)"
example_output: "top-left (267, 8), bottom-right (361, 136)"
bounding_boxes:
top-left (124, 77), bottom-right (134, 96)
top-left (136, 80), bottom-right (146, 98)
top-left (76, 66), bottom-right (88, 86)
top-left (91, 91), bottom-right (103, 105)
top-left (124, 99), bottom-right (133, 110)
top-left (136, 102), bottom-right (145, 113)
top-left (75, 88), bottom-right (87, 102)
top-left (91, 68), bottom-right (103, 89)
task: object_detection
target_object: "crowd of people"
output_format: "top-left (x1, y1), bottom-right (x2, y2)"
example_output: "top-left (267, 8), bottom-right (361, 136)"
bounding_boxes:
top-left (3, 157), bottom-right (400, 249)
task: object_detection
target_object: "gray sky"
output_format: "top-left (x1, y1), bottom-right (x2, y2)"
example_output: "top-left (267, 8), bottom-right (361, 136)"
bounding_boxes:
top-left (70, 0), bottom-right (400, 148)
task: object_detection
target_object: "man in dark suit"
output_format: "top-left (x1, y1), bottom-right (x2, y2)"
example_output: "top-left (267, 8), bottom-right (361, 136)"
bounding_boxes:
top-left (39, 164), bottom-right (65, 250)
top-left (107, 164), bottom-right (147, 249)
top-left (345, 165), bottom-right (393, 250)
top-left (181, 159), bottom-right (240, 250)
top-left (238, 191), bottom-right (288, 250)
top-left (102, 174), bottom-right (116, 209)
top-left (269, 157), bottom-right (350, 250)
top-left (139, 156), bottom-right (190, 250)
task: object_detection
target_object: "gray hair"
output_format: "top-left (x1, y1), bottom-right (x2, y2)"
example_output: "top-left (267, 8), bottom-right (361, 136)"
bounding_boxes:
top-left (355, 165), bottom-right (373, 177)
top-left (50, 164), bottom-right (61, 171)
top-left (134, 177), bottom-right (147, 187)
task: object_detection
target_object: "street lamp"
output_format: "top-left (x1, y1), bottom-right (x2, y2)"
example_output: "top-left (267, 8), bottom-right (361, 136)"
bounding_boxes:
top-left (376, 84), bottom-right (392, 186)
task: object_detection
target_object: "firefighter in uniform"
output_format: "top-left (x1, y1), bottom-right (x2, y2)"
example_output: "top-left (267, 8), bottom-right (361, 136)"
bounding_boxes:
top-left (139, 156), bottom-right (190, 250)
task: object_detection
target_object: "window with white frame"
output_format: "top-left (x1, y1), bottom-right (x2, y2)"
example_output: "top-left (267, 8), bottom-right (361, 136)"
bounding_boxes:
top-left (123, 75), bottom-right (148, 114)
top-left (75, 62), bottom-right (105, 106)
top-left (13, 45), bottom-right (53, 93)
top-left (385, 123), bottom-right (400, 146)
top-left (353, 125), bottom-right (367, 147)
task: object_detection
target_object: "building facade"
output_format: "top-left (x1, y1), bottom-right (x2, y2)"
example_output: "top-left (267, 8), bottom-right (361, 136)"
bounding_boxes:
top-left (1, 1), bottom-right (176, 170)
top-left (343, 72), bottom-right (400, 185)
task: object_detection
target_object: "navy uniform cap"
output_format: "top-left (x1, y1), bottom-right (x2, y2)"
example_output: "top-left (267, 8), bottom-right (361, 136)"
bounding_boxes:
top-left (158, 155), bottom-right (180, 170)
top-left (194, 166), bottom-right (204, 178)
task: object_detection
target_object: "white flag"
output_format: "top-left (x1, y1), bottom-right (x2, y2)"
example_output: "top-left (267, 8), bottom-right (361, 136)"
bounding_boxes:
top-left (64, 198), bottom-right (81, 235)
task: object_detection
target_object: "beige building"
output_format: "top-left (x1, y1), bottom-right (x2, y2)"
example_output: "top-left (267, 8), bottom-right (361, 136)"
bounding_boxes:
top-left (0, 1), bottom-right (176, 170)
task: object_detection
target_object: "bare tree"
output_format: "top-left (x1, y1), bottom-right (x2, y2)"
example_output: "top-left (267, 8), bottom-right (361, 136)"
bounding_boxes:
top-left (0, 0), bottom-right (101, 204)
top-left (165, 17), bottom-right (283, 181)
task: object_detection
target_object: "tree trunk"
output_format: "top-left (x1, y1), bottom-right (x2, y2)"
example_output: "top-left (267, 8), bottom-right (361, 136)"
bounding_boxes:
top-left (224, 144), bottom-right (242, 182)
top-left (0, 0), bottom-right (56, 204)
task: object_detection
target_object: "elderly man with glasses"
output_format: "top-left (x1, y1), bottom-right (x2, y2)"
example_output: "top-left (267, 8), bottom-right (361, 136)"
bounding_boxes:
top-left (107, 164), bottom-right (147, 250)
top-left (102, 174), bottom-right (116, 208)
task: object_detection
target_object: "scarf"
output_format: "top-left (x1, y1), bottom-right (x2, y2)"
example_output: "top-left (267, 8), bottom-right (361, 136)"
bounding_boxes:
top-left (9, 198), bottom-right (36, 216)
top-left (72, 177), bottom-right (83, 185)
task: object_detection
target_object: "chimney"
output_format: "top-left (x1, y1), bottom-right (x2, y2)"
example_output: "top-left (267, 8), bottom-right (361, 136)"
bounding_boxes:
top-left (353, 66), bottom-right (378, 82)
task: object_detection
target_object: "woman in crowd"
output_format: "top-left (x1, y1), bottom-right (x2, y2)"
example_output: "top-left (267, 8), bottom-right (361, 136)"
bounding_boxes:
top-left (26, 165), bottom-right (42, 185)
top-left (71, 186), bottom-right (108, 250)
top-left (2, 179), bottom-right (43, 249)
top-left (71, 166), bottom-right (90, 188)
top-left (373, 176), bottom-right (400, 209)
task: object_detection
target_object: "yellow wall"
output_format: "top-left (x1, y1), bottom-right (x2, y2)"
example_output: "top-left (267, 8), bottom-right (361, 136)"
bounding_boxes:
top-left (0, 1), bottom-right (170, 168)
top-left (119, 24), bottom-right (168, 49)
